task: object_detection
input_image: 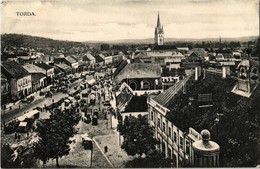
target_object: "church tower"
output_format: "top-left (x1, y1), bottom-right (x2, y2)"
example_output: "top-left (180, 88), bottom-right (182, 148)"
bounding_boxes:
top-left (154, 12), bottom-right (164, 46)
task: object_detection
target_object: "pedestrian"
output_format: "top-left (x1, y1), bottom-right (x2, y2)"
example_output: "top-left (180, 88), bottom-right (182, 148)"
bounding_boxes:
top-left (104, 146), bottom-right (108, 153)
top-left (14, 132), bottom-right (17, 140)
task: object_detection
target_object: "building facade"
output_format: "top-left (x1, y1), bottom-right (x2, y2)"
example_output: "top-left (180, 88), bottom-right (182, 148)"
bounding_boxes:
top-left (1, 61), bottom-right (32, 99)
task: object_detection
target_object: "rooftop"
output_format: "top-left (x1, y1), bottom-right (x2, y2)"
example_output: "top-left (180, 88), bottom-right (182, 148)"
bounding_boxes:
top-left (22, 64), bottom-right (45, 74)
top-left (65, 56), bottom-right (77, 64)
top-left (125, 95), bottom-right (148, 112)
top-left (34, 62), bottom-right (53, 70)
top-left (115, 63), bottom-right (161, 83)
top-left (31, 73), bottom-right (45, 82)
top-left (153, 73), bottom-right (193, 107)
top-left (1, 61), bottom-right (30, 79)
top-left (152, 45), bottom-right (177, 51)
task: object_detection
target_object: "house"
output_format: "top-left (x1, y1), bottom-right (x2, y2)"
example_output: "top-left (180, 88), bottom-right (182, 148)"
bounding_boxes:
top-left (191, 48), bottom-right (208, 61)
top-left (116, 91), bottom-right (148, 125)
top-left (1, 73), bottom-right (10, 104)
top-left (104, 55), bottom-right (113, 65)
top-left (1, 61), bottom-right (32, 99)
top-left (35, 54), bottom-right (54, 64)
top-left (34, 63), bottom-right (55, 86)
top-left (31, 73), bottom-right (46, 92)
top-left (54, 63), bottom-right (72, 75)
top-left (22, 64), bottom-right (47, 89)
top-left (82, 53), bottom-right (96, 65)
top-left (115, 63), bottom-right (163, 95)
top-left (94, 54), bottom-right (105, 66)
top-left (146, 46), bottom-right (185, 67)
top-left (161, 67), bottom-right (186, 90)
top-left (54, 56), bottom-right (78, 73)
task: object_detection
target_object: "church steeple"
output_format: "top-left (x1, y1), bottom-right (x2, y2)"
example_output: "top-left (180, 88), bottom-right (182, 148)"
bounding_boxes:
top-left (154, 11), bottom-right (164, 46)
top-left (157, 12), bottom-right (161, 28)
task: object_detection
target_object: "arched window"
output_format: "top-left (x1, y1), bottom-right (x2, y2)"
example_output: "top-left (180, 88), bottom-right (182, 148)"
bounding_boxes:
top-left (240, 67), bottom-right (246, 73)
top-left (251, 67), bottom-right (258, 74)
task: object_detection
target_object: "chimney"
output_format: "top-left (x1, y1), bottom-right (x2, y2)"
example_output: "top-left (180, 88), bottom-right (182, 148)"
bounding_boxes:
top-left (222, 66), bottom-right (226, 78)
top-left (203, 68), bottom-right (206, 79)
top-left (195, 66), bottom-right (201, 80)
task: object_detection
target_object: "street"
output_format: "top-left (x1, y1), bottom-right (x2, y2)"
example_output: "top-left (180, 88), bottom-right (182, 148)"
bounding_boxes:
top-left (1, 67), bottom-right (132, 168)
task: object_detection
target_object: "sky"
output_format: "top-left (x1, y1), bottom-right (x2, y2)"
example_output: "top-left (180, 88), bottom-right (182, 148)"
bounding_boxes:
top-left (1, 0), bottom-right (259, 42)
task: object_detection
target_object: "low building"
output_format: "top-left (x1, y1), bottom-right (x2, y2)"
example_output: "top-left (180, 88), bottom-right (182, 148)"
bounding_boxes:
top-left (82, 53), bottom-right (96, 65)
top-left (1, 73), bottom-right (10, 104)
top-left (161, 67), bottom-right (186, 90)
top-left (54, 56), bottom-right (78, 73)
top-left (1, 61), bottom-right (32, 99)
top-left (115, 63), bottom-right (163, 95)
top-left (31, 73), bottom-right (45, 92)
top-left (34, 63), bottom-right (55, 86)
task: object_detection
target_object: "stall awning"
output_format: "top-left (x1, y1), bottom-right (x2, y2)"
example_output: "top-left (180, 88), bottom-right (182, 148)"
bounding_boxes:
top-left (19, 122), bottom-right (28, 127)
top-left (26, 110), bottom-right (39, 118)
top-left (87, 78), bottom-right (96, 85)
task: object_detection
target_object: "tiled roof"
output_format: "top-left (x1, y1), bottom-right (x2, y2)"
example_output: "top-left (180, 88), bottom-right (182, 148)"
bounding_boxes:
top-left (86, 53), bottom-right (95, 60)
top-left (22, 64), bottom-right (45, 74)
top-left (94, 54), bottom-right (105, 63)
top-left (135, 51), bottom-right (148, 58)
top-left (1, 61), bottom-right (30, 79)
top-left (34, 63), bottom-right (53, 70)
top-left (153, 73), bottom-right (194, 107)
top-left (115, 63), bottom-right (161, 82)
top-left (65, 56), bottom-right (77, 63)
top-left (55, 63), bottom-right (71, 71)
top-left (31, 73), bottom-right (45, 82)
top-left (113, 60), bottom-right (128, 77)
top-left (116, 91), bottom-right (133, 112)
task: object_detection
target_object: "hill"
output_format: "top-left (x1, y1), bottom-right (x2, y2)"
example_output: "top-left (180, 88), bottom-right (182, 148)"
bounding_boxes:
top-left (1, 34), bottom-right (86, 50)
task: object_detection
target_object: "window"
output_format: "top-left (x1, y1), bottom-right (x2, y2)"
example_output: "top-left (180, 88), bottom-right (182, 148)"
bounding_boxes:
top-left (157, 118), bottom-right (161, 128)
top-left (163, 122), bottom-right (166, 132)
top-left (173, 132), bottom-right (177, 142)
top-left (180, 137), bottom-right (184, 149)
top-left (151, 111), bottom-right (154, 121)
top-left (168, 148), bottom-right (172, 159)
top-left (186, 140), bottom-right (190, 155)
top-left (168, 127), bottom-right (172, 138)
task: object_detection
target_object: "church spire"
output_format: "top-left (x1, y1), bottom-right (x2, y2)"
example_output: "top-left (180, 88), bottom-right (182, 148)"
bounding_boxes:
top-left (157, 11), bottom-right (161, 28)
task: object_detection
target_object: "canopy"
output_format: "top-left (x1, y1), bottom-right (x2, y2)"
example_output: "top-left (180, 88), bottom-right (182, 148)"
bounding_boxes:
top-left (17, 115), bottom-right (26, 121)
top-left (19, 122), bottom-right (28, 127)
top-left (26, 110), bottom-right (39, 118)
top-left (81, 134), bottom-right (92, 141)
top-left (87, 78), bottom-right (96, 85)
top-left (17, 110), bottom-right (39, 121)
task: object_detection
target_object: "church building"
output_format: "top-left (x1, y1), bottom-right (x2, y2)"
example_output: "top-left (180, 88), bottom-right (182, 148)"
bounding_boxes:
top-left (154, 12), bottom-right (164, 46)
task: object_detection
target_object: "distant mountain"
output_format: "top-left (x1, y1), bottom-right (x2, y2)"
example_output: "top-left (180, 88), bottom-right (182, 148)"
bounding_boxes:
top-left (84, 36), bottom-right (258, 44)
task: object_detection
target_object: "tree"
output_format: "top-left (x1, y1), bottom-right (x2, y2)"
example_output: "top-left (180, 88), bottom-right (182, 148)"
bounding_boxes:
top-left (125, 149), bottom-right (172, 168)
top-left (121, 114), bottom-right (157, 158)
top-left (35, 108), bottom-right (81, 167)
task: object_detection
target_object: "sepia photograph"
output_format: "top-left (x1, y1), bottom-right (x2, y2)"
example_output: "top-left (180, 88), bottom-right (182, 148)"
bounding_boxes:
top-left (1, 0), bottom-right (260, 168)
